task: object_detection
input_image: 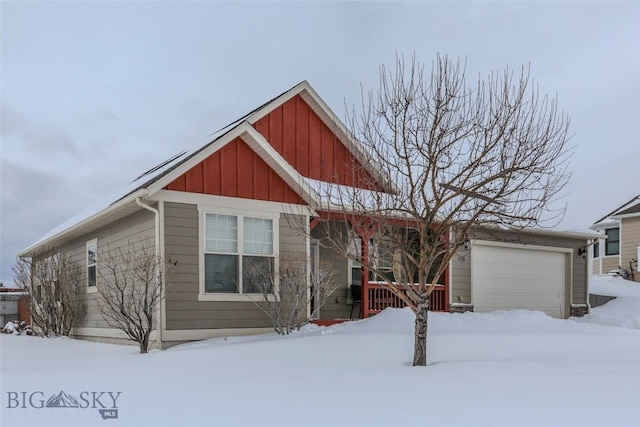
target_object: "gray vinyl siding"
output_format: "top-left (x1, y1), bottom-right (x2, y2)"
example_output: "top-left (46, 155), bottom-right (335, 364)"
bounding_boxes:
top-left (310, 223), bottom-right (353, 319)
top-left (58, 208), bottom-right (156, 329)
top-left (450, 251), bottom-right (471, 304)
top-left (451, 229), bottom-right (589, 308)
top-left (280, 215), bottom-right (307, 258)
top-left (317, 245), bottom-right (351, 319)
top-left (163, 202), bottom-right (308, 330)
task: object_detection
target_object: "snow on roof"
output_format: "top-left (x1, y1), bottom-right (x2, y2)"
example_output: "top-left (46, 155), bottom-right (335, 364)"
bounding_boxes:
top-left (20, 107), bottom-right (272, 256)
top-left (22, 79), bottom-right (597, 256)
top-left (19, 145), bottom-right (196, 255)
top-left (303, 177), bottom-right (397, 213)
top-left (22, 81), bottom-right (395, 256)
top-left (519, 227), bottom-right (603, 240)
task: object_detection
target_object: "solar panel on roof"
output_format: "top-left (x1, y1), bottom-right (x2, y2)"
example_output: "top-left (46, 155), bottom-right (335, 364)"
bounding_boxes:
top-left (132, 150), bottom-right (189, 183)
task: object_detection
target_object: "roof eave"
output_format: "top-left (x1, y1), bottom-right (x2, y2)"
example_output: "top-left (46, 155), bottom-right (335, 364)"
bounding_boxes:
top-left (516, 227), bottom-right (605, 240)
top-left (18, 189), bottom-right (149, 257)
top-left (611, 211), bottom-right (640, 220)
top-left (589, 218), bottom-right (620, 230)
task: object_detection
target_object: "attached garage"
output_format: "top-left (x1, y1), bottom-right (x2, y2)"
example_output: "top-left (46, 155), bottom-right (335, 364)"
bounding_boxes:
top-left (471, 240), bottom-right (571, 318)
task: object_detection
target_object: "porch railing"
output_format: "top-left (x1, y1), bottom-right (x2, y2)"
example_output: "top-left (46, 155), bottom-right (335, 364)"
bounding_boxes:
top-left (364, 282), bottom-right (448, 318)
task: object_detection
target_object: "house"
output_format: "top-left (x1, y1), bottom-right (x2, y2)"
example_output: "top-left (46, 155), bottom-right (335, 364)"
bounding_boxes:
top-left (0, 287), bottom-right (29, 327)
top-left (19, 81), bottom-right (601, 348)
top-left (590, 195), bottom-right (640, 281)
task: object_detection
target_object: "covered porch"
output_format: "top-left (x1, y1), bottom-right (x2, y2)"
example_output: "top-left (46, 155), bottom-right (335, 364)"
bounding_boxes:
top-left (311, 281), bottom-right (448, 327)
top-left (309, 212), bottom-right (450, 322)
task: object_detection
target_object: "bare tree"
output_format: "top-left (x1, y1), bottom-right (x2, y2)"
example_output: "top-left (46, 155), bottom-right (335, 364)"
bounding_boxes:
top-left (244, 255), bottom-right (339, 335)
top-left (12, 249), bottom-right (84, 337)
top-left (98, 239), bottom-right (169, 353)
top-left (313, 55), bottom-right (572, 366)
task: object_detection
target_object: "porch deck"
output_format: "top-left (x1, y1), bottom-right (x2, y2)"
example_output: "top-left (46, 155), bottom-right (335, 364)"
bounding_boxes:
top-left (364, 282), bottom-right (448, 317)
top-left (311, 282), bottom-right (448, 326)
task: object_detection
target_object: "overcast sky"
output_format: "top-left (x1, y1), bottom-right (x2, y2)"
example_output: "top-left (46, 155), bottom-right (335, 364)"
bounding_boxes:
top-left (1, 1), bottom-right (639, 285)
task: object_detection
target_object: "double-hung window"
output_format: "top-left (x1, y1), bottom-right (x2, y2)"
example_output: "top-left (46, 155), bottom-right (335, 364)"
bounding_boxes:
top-left (348, 236), bottom-right (396, 284)
top-left (605, 228), bottom-right (620, 256)
top-left (203, 212), bottom-right (275, 298)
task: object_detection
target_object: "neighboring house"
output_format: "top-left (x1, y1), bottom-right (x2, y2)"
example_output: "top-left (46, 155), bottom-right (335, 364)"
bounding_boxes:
top-left (0, 286), bottom-right (29, 329)
top-left (0, 288), bottom-right (28, 327)
top-left (590, 195), bottom-right (640, 281)
top-left (19, 81), bottom-right (601, 348)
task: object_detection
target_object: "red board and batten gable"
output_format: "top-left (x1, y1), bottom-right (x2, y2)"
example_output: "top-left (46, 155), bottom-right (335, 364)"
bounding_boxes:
top-left (165, 92), bottom-right (383, 204)
top-left (253, 95), bottom-right (381, 191)
top-left (165, 137), bottom-right (305, 204)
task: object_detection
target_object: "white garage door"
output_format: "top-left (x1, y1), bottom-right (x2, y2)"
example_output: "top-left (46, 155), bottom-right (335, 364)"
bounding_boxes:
top-left (471, 243), bottom-right (567, 318)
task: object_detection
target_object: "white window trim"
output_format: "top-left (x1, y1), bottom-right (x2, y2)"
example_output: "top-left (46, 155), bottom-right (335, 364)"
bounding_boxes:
top-left (198, 206), bottom-right (280, 302)
top-left (86, 238), bottom-right (98, 294)
top-left (604, 227), bottom-right (621, 257)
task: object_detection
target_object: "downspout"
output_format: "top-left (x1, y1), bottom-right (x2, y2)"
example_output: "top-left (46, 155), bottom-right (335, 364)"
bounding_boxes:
top-left (136, 198), bottom-right (162, 349)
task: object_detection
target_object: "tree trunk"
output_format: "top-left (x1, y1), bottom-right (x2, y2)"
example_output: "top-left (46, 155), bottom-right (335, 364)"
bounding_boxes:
top-left (413, 296), bottom-right (429, 366)
top-left (140, 332), bottom-right (150, 354)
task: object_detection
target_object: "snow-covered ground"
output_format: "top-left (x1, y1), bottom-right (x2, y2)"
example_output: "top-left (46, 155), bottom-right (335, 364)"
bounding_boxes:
top-left (1, 279), bottom-right (639, 427)
top-left (574, 275), bottom-right (640, 329)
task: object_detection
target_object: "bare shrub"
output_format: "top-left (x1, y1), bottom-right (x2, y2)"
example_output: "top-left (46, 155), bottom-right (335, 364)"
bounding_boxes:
top-left (12, 249), bottom-right (83, 337)
top-left (98, 239), bottom-right (169, 353)
top-left (244, 255), bottom-right (339, 335)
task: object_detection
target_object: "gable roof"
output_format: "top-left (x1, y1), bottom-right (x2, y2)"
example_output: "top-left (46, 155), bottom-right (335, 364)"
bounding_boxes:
top-left (19, 81), bottom-right (391, 256)
top-left (592, 194), bottom-right (640, 227)
top-left (614, 200), bottom-right (640, 216)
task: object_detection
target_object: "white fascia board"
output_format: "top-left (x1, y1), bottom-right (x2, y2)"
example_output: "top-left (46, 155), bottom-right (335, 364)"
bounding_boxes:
top-left (477, 223), bottom-right (605, 241)
top-left (244, 80), bottom-right (309, 124)
top-left (516, 227), bottom-right (605, 240)
top-left (472, 238), bottom-right (573, 254)
top-left (611, 211), bottom-right (640, 220)
top-left (590, 218), bottom-right (620, 230)
top-left (18, 189), bottom-right (149, 257)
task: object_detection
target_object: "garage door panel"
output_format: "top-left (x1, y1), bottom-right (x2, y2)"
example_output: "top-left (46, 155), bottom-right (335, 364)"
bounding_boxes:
top-left (473, 266), bottom-right (565, 282)
top-left (471, 244), bottom-right (567, 318)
